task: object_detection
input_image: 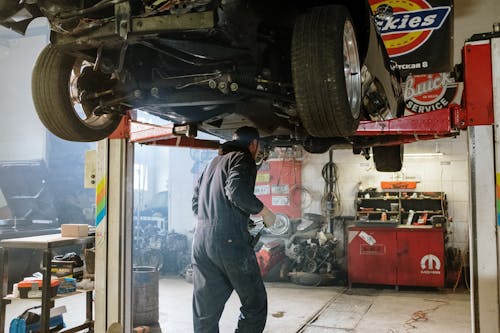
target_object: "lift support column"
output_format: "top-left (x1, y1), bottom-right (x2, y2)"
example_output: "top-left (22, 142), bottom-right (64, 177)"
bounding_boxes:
top-left (94, 137), bottom-right (134, 333)
top-left (466, 30), bottom-right (500, 333)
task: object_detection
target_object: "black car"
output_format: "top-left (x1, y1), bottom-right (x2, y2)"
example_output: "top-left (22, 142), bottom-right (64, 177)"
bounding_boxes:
top-left (0, 0), bottom-right (404, 169)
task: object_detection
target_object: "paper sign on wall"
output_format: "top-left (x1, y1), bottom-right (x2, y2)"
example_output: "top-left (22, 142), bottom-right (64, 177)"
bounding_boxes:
top-left (256, 173), bottom-right (270, 183)
top-left (271, 196), bottom-right (289, 206)
top-left (254, 185), bottom-right (270, 196)
top-left (271, 184), bottom-right (289, 194)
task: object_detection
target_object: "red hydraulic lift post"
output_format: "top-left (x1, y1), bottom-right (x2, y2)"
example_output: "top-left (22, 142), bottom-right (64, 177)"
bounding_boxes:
top-left (462, 28), bottom-right (499, 333)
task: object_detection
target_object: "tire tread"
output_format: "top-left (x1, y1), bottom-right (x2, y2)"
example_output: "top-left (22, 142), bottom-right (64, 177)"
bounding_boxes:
top-left (292, 5), bottom-right (360, 137)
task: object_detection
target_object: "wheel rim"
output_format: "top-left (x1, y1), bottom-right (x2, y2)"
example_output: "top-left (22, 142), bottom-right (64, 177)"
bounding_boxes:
top-left (343, 19), bottom-right (361, 119)
top-left (69, 60), bottom-right (118, 129)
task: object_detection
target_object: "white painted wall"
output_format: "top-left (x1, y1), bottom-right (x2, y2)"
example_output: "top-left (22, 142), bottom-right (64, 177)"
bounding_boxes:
top-left (133, 145), bottom-right (211, 241)
top-left (134, 144), bottom-right (169, 209)
top-left (453, 0), bottom-right (500, 62)
top-left (0, 35), bottom-right (48, 161)
top-left (302, 134), bottom-right (470, 251)
top-left (167, 147), bottom-right (197, 236)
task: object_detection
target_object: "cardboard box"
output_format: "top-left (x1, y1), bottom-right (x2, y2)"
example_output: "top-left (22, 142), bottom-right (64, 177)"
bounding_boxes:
top-left (61, 224), bottom-right (89, 237)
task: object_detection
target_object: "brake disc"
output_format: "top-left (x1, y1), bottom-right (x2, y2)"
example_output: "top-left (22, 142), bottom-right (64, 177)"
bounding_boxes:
top-left (266, 213), bottom-right (291, 236)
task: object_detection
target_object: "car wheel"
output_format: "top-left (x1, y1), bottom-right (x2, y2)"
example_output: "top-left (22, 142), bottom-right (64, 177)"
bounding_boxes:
top-left (292, 5), bottom-right (361, 137)
top-left (372, 145), bottom-right (404, 172)
top-left (32, 44), bottom-right (122, 142)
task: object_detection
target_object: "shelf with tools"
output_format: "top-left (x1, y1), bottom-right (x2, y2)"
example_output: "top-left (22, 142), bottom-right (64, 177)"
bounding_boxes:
top-left (355, 191), bottom-right (447, 226)
top-left (4, 288), bottom-right (90, 301)
top-left (0, 234), bottom-right (95, 333)
top-left (400, 192), bottom-right (447, 226)
top-left (356, 191), bottom-right (401, 224)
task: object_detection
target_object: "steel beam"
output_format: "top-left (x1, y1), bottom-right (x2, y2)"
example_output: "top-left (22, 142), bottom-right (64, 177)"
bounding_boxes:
top-left (356, 107), bottom-right (456, 136)
top-left (110, 116), bottom-right (220, 149)
top-left (492, 33), bottom-right (500, 333)
top-left (94, 139), bottom-right (109, 333)
top-left (469, 125), bottom-right (499, 333)
top-left (95, 138), bottom-right (134, 333)
top-left (52, 11), bottom-right (214, 49)
top-left (467, 32), bottom-right (500, 333)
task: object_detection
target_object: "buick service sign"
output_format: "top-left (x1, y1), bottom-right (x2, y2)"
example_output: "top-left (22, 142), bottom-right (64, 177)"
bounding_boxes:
top-left (403, 72), bottom-right (463, 114)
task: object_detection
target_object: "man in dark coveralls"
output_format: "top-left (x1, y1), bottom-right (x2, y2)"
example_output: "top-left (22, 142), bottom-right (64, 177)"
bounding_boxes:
top-left (191, 126), bottom-right (276, 333)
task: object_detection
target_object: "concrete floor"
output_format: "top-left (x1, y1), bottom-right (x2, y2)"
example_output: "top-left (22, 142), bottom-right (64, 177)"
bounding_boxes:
top-left (4, 277), bottom-right (471, 332)
top-left (159, 278), bottom-right (471, 333)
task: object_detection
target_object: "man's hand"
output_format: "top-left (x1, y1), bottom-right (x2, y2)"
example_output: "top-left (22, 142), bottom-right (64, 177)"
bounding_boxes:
top-left (259, 206), bottom-right (276, 228)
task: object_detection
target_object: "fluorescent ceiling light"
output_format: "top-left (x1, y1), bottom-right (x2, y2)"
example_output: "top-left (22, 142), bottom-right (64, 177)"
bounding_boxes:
top-left (404, 142), bottom-right (444, 158)
top-left (404, 152), bottom-right (444, 158)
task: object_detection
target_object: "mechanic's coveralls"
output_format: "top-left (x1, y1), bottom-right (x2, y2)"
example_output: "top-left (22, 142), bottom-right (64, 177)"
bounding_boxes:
top-left (192, 141), bottom-right (267, 333)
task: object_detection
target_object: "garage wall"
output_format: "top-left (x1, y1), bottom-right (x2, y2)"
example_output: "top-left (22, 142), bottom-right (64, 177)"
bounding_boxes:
top-left (453, 0), bottom-right (500, 62)
top-left (167, 147), bottom-right (197, 236)
top-left (0, 35), bottom-right (48, 161)
top-left (302, 134), bottom-right (469, 251)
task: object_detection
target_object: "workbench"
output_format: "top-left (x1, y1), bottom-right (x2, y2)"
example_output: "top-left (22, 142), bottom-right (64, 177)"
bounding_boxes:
top-left (0, 234), bottom-right (95, 333)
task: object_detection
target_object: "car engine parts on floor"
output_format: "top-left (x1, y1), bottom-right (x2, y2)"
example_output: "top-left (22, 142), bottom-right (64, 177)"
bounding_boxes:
top-left (256, 213), bottom-right (341, 286)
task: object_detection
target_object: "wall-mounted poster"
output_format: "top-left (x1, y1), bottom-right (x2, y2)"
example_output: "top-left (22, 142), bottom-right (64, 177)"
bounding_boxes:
top-left (403, 72), bottom-right (463, 114)
top-left (369, 0), bottom-right (454, 76)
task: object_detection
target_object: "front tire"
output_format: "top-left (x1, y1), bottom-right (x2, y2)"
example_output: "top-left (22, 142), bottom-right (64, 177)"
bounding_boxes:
top-left (32, 45), bottom-right (122, 142)
top-left (292, 5), bottom-right (362, 137)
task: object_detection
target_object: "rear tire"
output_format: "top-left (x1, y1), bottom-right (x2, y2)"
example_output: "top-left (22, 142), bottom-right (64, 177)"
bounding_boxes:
top-left (292, 5), bottom-right (361, 137)
top-left (32, 44), bottom-right (122, 142)
top-left (372, 145), bottom-right (404, 172)
top-left (302, 138), bottom-right (331, 154)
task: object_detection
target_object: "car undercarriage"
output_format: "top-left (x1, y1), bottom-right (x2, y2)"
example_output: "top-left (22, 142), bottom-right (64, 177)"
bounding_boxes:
top-left (1, 0), bottom-right (405, 169)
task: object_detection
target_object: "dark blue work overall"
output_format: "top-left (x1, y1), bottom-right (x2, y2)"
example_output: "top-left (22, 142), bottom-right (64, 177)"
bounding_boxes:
top-left (192, 141), bottom-right (267, 333)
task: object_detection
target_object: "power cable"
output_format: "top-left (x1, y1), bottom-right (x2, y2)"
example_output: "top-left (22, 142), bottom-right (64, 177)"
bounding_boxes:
top-left (321, 150), bottom-right (342, 234)
top-left (321, 150), bottom-right (341, 218)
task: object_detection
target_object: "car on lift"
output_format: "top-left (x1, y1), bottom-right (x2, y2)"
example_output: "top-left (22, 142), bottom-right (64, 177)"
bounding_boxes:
top-left (0, 0), bottom-right (404, 171)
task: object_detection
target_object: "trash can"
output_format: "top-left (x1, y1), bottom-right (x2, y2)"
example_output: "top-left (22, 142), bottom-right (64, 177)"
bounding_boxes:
top-left (133, 266), bottom-right (159, 326)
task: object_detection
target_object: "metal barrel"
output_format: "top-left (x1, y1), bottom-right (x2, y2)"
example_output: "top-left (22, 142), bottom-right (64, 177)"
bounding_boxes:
top-left (132, 266), bottom-right (159, 326)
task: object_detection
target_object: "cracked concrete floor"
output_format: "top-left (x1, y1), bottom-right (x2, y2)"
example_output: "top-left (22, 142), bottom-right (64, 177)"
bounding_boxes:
top-left (158, 278), bottom-right (470, 333)
top-left (4, 277), bottom-right (471, 332)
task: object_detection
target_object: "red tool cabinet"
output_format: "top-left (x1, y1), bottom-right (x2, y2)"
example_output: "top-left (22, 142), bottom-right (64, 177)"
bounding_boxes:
top-left (347, 226), bottom-right (445, 288)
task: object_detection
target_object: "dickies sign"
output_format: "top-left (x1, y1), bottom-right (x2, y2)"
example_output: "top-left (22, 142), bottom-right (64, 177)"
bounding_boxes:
top-left (369, 0), bottom-right (454, 76)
